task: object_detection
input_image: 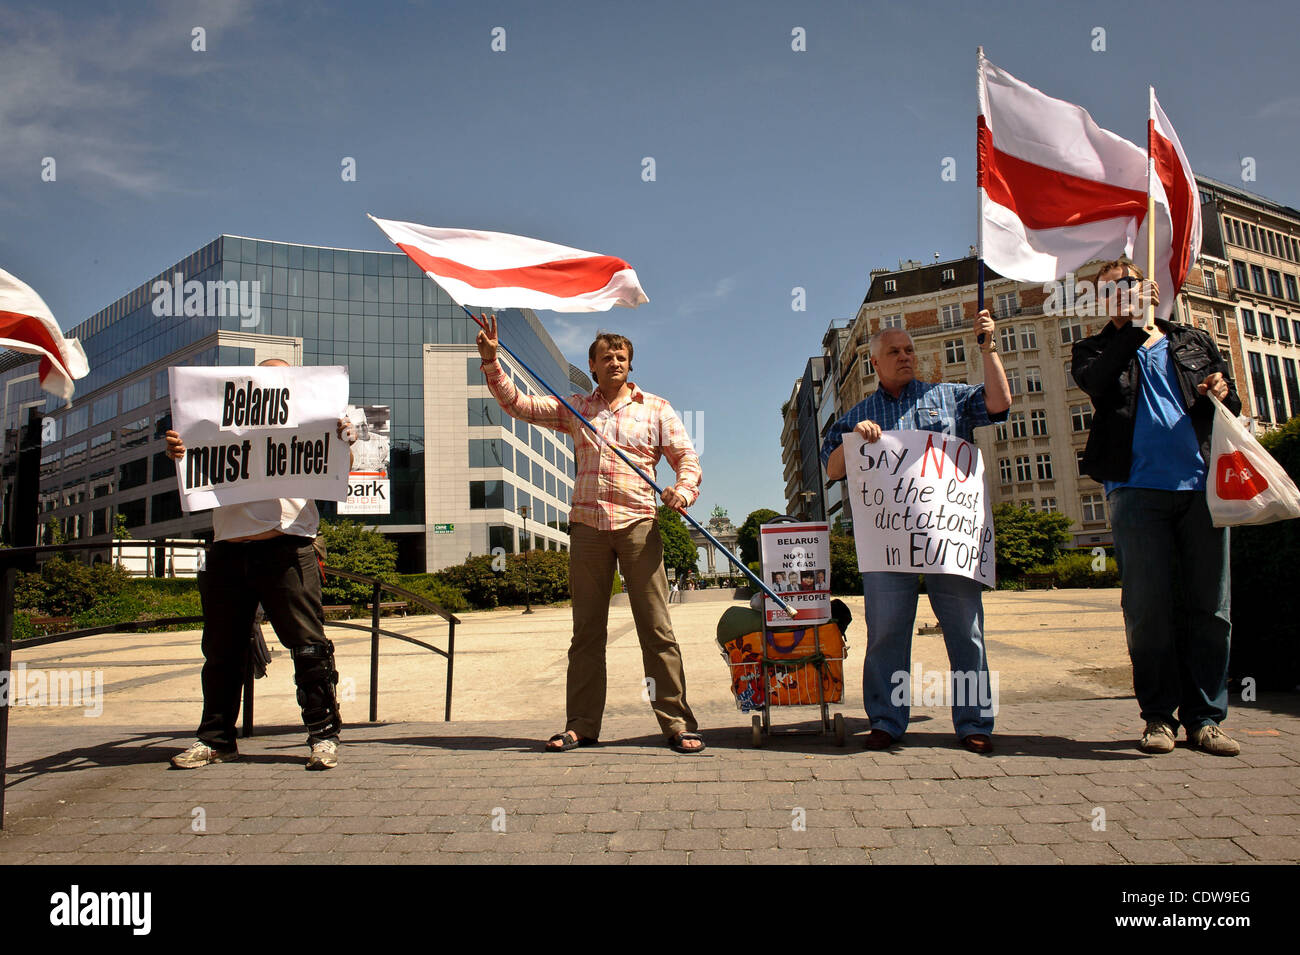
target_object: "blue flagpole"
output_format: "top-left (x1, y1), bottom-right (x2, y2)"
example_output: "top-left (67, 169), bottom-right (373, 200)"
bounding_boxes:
top-left (461, 303), bottom-right (798, 617)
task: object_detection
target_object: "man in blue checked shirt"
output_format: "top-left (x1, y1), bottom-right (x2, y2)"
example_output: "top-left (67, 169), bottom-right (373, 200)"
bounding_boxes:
top-left (823, 310), bottom-right (1012, 753)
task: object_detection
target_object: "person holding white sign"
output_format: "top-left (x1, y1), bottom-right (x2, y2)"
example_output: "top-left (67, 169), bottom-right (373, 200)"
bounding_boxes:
top-left (167, 359), bottom-right (358, 771)
top-left (1073, 260), bottom-right (1242, 757)
top-left (823, 314), bottom-right (1011, 753)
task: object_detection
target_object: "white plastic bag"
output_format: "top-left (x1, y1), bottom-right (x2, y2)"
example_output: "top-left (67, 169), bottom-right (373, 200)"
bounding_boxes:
top-left (1206, 394), bottom-right (1300, 527)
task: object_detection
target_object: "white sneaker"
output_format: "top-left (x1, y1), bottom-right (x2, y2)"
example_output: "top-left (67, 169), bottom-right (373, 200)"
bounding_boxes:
top-left (307, 739), bottom-right (339, 770)
top-left (170, 740), bottom-right (239, 769)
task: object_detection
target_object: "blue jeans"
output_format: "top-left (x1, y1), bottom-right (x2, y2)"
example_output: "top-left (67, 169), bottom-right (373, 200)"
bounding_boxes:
top-left (1108, 488), bottom-right (1231, 733)
top-left (861, 572), bottom-right (995, 739)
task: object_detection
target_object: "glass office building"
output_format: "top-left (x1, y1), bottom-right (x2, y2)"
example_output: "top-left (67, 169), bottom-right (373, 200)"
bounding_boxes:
top-left (0, 236), bottom-right (589, 571)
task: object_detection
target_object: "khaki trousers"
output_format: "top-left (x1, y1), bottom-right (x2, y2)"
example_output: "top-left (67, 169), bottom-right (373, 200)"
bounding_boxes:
top-left (566, 519), bottom-right (698, 740)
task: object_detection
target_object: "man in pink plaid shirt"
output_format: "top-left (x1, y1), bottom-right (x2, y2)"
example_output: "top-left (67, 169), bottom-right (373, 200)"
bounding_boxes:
top-left (477, 316), bottom-right (706, 754)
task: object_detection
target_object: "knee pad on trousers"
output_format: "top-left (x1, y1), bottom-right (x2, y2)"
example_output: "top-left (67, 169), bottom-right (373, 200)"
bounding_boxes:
top-left (291, 641), bottom-right (341, 738)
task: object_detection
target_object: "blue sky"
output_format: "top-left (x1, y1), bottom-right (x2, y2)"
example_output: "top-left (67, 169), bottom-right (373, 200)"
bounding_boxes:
top-left (3, 0), bottom-right (1299, 530)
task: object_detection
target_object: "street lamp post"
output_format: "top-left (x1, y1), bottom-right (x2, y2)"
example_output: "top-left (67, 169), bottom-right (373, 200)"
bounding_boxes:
top-left (518, 504), bottom-right (533, 615)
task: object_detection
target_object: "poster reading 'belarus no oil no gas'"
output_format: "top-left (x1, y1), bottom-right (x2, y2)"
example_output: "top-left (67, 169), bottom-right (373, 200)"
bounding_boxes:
top-left (168, 365), bottom-right (351, 511)
top-left (760, 521), bottom-right (831, 627)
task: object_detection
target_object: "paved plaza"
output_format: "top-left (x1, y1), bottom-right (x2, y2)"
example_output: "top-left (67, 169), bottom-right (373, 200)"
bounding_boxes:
top-left (2, 589), bottom-right (1297, 864)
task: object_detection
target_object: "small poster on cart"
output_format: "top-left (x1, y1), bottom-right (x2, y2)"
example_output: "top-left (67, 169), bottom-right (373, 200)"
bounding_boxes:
top-left (760, 520), bottom-right (831, 627)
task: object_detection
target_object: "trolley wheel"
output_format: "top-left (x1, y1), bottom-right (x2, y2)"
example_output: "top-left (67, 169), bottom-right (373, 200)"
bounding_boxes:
top-left (834, 712), bottom-right (846, 747)
top-left (751, 715), bottom-right (763, 748)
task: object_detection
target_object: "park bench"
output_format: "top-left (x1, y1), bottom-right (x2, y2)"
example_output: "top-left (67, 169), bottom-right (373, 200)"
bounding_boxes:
top-left (1024, 573), bottom-right (1056, 589)
top-left (30, 616), bottom-right (74, 634)
top-left (366, 601), bottom-right (408, 617)
top-left (321, 604), bottom-right (354, 619)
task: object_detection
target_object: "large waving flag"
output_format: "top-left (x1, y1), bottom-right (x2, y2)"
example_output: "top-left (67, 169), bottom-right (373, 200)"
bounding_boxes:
top-left (1144, 89), bottom-right (1202, 312)
top-left (368, 215), bottom-right (648, 313)
top-left (0, 268), bottom-right (89, 399)
top-left (978, 53), bottom-right (1150, 288)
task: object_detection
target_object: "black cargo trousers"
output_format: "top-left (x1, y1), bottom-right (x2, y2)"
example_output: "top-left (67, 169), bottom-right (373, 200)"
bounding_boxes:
top-left (195, 535), bottom-right (341, 750)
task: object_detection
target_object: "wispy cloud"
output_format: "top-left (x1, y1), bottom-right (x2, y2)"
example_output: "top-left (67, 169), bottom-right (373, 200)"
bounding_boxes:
top-left (0, 2), bottom-right (252, 196)
top-left (679, 275), bottom-right (738, 316)
top-left (1257, 97), bottom-right (1300, 120)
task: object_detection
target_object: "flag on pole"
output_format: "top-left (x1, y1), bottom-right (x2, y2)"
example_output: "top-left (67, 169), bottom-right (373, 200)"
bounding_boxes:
top-left (977, 53), bottom-right (1150, 289)
top-left (0, 267), bottom-right (89, 399)
top-left (368, 215), bottom-right (648, 313)
top-left (1142, 89), bottom-right (1203, 314)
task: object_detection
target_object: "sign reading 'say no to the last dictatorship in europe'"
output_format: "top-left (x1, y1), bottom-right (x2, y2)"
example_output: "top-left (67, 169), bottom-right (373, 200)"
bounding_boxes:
top-left (844, 430), bottom-right (996, 588)
top-left (169, 365), bottom-right (351, 511)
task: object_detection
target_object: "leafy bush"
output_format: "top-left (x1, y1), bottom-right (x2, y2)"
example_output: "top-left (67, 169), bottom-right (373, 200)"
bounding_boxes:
top-left (1025, 552), bottom-right (1120, 588)
top-left (394, 573), bottom-right (469, 614)
top-left (15, 556), bottom-right (131, 617)
top-left (318, 519), bottom-right (399, 604)
top-left (993, 503), bottom-right (1074, 578)
top-left (829, 532), bottom-right (861, 595)
top-left (433, 550), bottom-right (570, 609)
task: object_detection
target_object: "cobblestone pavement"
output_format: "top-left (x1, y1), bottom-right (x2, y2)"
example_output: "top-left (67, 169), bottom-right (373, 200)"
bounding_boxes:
top-left (2, 695), bottom-right (1296, 864)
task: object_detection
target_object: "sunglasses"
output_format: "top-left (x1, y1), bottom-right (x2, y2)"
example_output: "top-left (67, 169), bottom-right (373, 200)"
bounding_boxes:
top-left (1103, 275), bottom-right (1141, 298)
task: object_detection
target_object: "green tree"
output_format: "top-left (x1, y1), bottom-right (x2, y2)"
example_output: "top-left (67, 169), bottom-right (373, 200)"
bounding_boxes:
top-left (317, 519), bottom-right (399, 604)
top-left (829, 530), bottom-right (861, 594)
top-left (112, 513), bottom-right (132, 540)
top-left (44, 519), bottom-right (66, 546)
top-left (992, 503), bottom-right (1073, 578)
top-left (737, 508), bottom-right (781, 566)
top-left (657, 505), bottom-right (697, 577)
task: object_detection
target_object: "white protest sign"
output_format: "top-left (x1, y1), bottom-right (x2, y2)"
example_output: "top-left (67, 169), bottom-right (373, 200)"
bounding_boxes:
top-left (760, 521), bottom-right (831, 627)
top-left (169, 365), bottom-right (351, 511)
top-left (844, 430), bottom-right (996, 587)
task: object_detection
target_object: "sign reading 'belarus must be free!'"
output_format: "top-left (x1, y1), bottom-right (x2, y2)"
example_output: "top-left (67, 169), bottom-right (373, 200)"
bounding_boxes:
top-left (169, 365), bottom-right (351, 511)
top-left (844, 430), bottom-right (996, 587)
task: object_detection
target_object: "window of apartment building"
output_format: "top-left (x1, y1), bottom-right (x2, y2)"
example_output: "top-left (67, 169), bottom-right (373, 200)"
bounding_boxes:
top-left (995, 291), bottom-right (1018, 318)
top-left (1030, 409), bottom-right (1048, 436)
top-left (1268, 270), bottom-right (1284, 299)
top-left (999, 458), bottom-right (1012, 484)
top-left (544, 440), bottom-right (556, 467)
top-left (118, 457), bottom-right (149, 492)
top-left (1076, 449), bottom-right (1086, 475)
top-left (994, 422), bottom-right (1008, 442)
top-left (121, 379), bottom-right (150, 413)
top-left (999, 326), bottom-right (1017, 353)
top-left (1241, 309), bottom-right (1257, 336)
top-left (942, 268), bottom-right (955, 283)
top-left (467, 357), bottom-right (485, 384)
top-left (532, 460), bottom-right (545, 491)
top-left (1006, 370), bottom-right (1021, 396)
top-left (1260, 313), bottom-right (1275, 340)
top-left (1287, 275), bottom-right (1300, 302)
top-left (1249, 224), bottom-right (1259, 250)
top-left (1036, 453), bottom-right (1054, 480)
top-left (1233, 260), bottom-right (1249, 289)
top-left (1010, 411), bottom-right (1027, 438)
top-left (1293, 319), bottom-right (1300, 343)
top-left (1040, 498), bottom-right (1058, 513)
top-left (1231, 220), bottom-right (1243, 247)
top-left (881, 313), bottom-right (903, 329)
top-left (1249, 352), bottom-right (1270, 422)
top-left (1070, 403), bottom-right (1093, 432)
top-left (944, 339), bottom-right (965, 364)
top-left (91, 394), bottom-right (118, 427)
top-left (151, 490), bottom-right (183, 524)
top-left (119, 497), bottom-right (147, 529)
top-left (1022, 500), bottom-right (1037, 512)
top-left (883, 280), bottom-right (896, 293)
top-left (1269, 232), bottom-right (1279, 257)
top-left (530, 428), bottom-right (543, 455)
top-left (1015, 455), bottom-right (1032, 482)
top-left (469, 480), bottom-right (514, 510)
top-left (1025, 366), bottom-right (1043, 393)
top-left (1081, 493), bottom-right (1106, 523)
top-left (467, 398), bottom-right (501, 427)
top-left (546, 471), bottom-right (556, 499)
top-left (92, 508), bottom-right (108, 536)
top-left (1215, 312), bottom-right (1229, 336)
top-left (1279, 318), bottom-right (1292, 344)
top-left (1059, 317), bottom-right (1084, 344)
top-left (940, 303), bottom-right (962, 328)
top-left (1267, 354), bottom-right (1288, 422)
top-left (1019, 326), bottom-right (1038, 350)
top-left (1283, 358), bottom-right (1300, 419)
top-left (469, 438), bottom-right (512, 469)
top-left (1251, 265), bottom-right (1266, 294)
top-left (488, 525), bottom-right (515, 554)
top-left (1202, 271), bottom-right (1218, 294)
top-left (513, 451), bottom-right (530, 481)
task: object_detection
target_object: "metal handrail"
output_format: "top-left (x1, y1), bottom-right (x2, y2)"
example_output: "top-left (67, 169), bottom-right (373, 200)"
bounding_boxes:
top-left (0, 542), bottom-right (460, 829)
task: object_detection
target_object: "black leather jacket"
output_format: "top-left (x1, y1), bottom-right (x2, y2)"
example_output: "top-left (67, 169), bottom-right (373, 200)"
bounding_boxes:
top-left (1071, 319), bottom-right (1242, 483)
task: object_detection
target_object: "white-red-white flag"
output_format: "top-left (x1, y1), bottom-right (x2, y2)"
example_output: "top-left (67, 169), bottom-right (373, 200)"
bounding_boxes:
top-left (368, 215), bottom-right (648, 313)
top-left (978, 54), bottom-right (1160, 305)
top-left (0, 268), bottom-right (89, 399)
top-left (1140, 89), bottom-right (1202, 312)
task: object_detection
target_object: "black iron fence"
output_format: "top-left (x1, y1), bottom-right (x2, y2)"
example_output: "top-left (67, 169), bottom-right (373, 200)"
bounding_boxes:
top-left (0, 539), bottom-right (459, 830)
